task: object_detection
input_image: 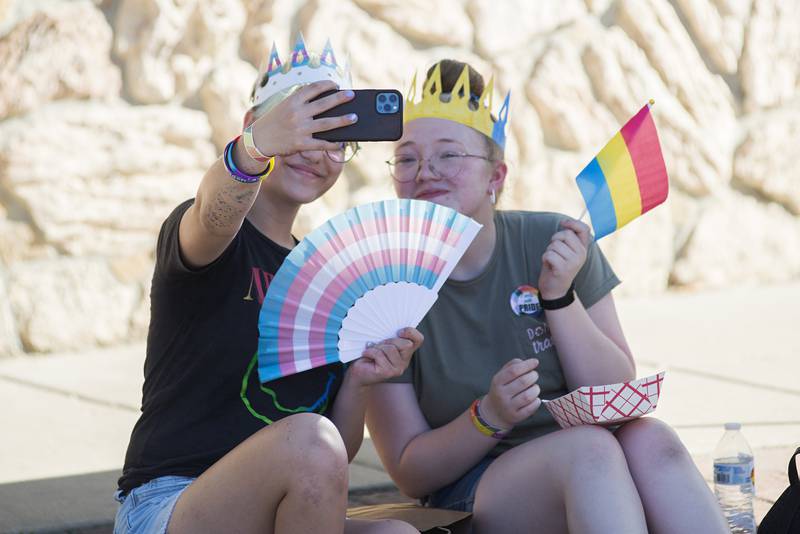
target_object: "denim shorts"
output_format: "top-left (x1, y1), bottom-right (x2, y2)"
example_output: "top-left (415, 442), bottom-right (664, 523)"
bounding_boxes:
top-left (423, 456), bottom-right (494, 513)
top-left (113, 476), bottom-right (196, 534)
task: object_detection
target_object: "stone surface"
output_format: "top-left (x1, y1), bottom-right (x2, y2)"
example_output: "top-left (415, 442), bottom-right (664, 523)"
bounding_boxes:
top-left (240, 0), bottom-right (305, 68)
top-left (0, 273), bottom-right (21, 356)
top-left (467, 0), bottom-right (586, 58)
top-left (354, 0), bottom-right (472, 48)
top-left (671, 0), bottom-right (750, 75)
top-left (113, 0), bottom-right (246, 104)
top-left (526, 19), bottom-right (732, 197)
top-left (670, 191), bottom-right (800, 289)
top-left (615, 0), bottom-right (736, 192)
top-left (0, 1), bottom-right (121, 119)
top-left (0, 0), bottom-right (799, 354)
top-left (526, 21), bottom-right (620, 152)
top-left (200, 58), bottom-right (258, 150)
top-left (8, 258), bottom-right (140, 352)
top-left (0, 100), bottom-right (215, 257)
top-left (734, 108), bottom-right (800, 215)
top-left (739, 0), bottom-right (800, 111)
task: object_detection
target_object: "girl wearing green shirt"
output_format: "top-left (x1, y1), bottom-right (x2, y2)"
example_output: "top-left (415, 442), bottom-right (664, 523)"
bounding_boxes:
top-left (366, 59), bottom-right (727, 534)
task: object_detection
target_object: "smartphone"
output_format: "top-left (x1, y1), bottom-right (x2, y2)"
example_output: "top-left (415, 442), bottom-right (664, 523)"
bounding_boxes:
top-left (312, 89), bottom-right (403, 142)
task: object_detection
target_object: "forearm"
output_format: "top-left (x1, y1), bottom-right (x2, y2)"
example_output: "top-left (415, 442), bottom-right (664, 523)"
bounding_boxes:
top-left (329, 373), bottom-right (368, 462)
top-left (192, 142), bottom-right (266, 238)
top-left (179, 142), bottom-right (269, 268)
top-left (546, 298), bottom-right (635, 388)
top-left (391, 409), bottom-right (498, 499)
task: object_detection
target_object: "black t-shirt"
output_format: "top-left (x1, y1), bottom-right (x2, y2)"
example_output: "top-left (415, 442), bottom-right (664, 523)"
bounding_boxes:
top-left (118, 200), bottom-right (345, 494)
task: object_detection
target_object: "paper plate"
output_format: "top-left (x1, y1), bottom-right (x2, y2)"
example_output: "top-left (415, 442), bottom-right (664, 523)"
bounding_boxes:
top-left (543, 372), bottom-right (665, 428)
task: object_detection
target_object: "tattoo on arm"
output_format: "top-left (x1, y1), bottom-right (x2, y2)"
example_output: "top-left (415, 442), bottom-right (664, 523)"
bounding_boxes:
top-left (204, 182), bottom-right (258, 230)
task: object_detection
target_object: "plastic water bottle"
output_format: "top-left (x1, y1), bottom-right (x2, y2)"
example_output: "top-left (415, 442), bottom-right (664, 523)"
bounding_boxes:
top-left (713, 422), bottom-right (756, 533)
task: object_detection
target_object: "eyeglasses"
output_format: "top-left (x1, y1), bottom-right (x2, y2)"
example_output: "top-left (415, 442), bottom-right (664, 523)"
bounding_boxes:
top-left (325, 142), bottom-right (360, 163)
top-left (386, 151), bottom-right (493, 182)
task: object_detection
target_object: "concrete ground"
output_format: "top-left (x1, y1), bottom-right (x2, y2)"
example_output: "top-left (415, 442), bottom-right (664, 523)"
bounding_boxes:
top-left (1, 283), bottom-right (798, 533)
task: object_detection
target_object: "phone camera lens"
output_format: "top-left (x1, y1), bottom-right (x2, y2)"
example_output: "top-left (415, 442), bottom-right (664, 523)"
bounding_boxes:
top-left (378, 94), bottom-right (387, 103)
top-left (389, 93), bottom-right (398, 102)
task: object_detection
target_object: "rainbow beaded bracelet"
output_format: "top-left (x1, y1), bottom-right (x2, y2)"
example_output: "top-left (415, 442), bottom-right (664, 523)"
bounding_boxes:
top-left (469, 398), bottom-right (511, 440)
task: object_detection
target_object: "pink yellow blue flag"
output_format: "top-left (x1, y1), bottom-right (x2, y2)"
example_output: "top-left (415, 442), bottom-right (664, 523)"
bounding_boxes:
top-left (575, 101), bottom-right (669, 239)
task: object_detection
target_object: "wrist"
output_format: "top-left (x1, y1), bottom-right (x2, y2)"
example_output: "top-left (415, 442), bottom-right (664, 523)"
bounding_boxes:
top-left (233, 136), bottom-right (271, 175)
top-left (343, 365), bottom-right (371, 392)
top-left (539, 282), bottom-right (576, 311)
top-left (477, 396), bottom-right (513, 431)
top-left (223, 136), bottom-right (274, 184)
top-left (242, 124), bottom-right (273, 164)
top-left (470, 398), bottom-right (511, 439)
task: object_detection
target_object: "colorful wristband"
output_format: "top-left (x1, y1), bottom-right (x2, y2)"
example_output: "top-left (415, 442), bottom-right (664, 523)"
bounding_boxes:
top-left (242, 124), bottom-right (272, 163)
top-left (469, 398), bottom-right (511, 440)
top-left (223, 136), bottom-right (274, 184)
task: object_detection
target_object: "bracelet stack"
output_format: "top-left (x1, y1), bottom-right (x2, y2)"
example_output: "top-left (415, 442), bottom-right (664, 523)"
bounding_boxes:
top-left (223, 136), bottom-right (275, 184)
top-left (469, 398), bottom-right (511, 440)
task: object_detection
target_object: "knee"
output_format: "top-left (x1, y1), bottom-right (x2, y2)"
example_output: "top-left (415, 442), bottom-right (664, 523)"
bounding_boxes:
top-left (262, 413), bottom-right (348, 483)
top-left (559, 425), bottom-right (628, 473)
top-left (616, 417), bottom-right (690, 467)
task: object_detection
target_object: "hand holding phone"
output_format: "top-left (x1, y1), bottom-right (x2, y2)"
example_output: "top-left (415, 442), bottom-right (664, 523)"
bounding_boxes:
top-left (246, 80), bottom-right (357, 157)
top-left (312, 89), bottom-right (404, 142)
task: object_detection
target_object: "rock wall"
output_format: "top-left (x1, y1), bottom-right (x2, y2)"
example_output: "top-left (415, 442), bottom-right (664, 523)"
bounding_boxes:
top-left (0, 0), bottom-right (798, 355)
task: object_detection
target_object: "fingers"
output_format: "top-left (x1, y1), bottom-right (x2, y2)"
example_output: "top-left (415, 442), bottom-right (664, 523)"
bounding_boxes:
top-left (363, 343), bottom-right (399, 366)
top-left (484, 358), bottom-right (542, 428)
top-left (297, 80), bottom-right (340, 102)
top-left (550, 229), bottom-right (584, 256)
top-left (516, 396), bottom-right (542, 420)
top-left (310, 114), bottom-right (358, 134)
top-left (397, 327), bottom-right (424, 350)
top-left (505, 369), bottom-right (539, 397)
top-left (362, 340), bottom-right (407, 374)
top-left (361, 345), bottom-right (395, 375)
top-left (309, 88), bottom-right (355, 115)
top-left (494, 358), bottom-right (539, 387)
top-left (545, 239), bottom-right (572, 262)
top-left (511, 384), bottom-right (541, 411)
top-left (560, 218), bottom-right (592, 247)
top-left (381, 338), bottom-right (412, 368)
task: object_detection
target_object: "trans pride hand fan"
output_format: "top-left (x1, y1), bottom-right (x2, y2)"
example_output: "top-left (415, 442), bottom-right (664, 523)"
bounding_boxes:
top-left (257, 199), bottom-right (481, 383)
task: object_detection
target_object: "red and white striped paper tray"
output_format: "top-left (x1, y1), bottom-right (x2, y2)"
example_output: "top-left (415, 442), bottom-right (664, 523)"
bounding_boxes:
top-left (542, 372), bottom-right (665, 428)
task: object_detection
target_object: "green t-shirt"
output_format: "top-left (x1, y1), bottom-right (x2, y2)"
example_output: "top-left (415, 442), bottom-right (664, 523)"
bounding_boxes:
top-left (392, 210), bottom-right (620, 456)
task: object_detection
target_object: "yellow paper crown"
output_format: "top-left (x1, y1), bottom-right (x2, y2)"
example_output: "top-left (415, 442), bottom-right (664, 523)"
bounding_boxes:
top-left (404, 62), bottom-right (510, 149)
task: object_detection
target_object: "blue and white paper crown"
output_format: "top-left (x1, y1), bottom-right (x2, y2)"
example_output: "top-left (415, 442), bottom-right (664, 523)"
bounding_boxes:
top-left (251, 34), bottom-right (352, 111)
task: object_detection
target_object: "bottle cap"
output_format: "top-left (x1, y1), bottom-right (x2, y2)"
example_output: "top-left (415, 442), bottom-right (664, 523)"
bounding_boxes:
top-left (724, 422), bottom-right (741, 430)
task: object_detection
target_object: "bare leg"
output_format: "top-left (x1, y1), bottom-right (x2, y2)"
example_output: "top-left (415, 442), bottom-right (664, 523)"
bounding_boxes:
top-left (168, 413), bottom-right (348, 534)
top-left (345, 518), bottom-right (418, 533)
top-left (615, 418), bottom-right (728, 534)
top-left (472, 425), bottom-right (647, 534)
